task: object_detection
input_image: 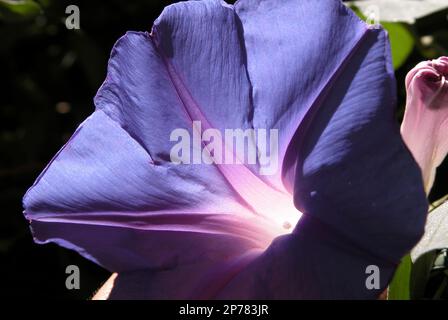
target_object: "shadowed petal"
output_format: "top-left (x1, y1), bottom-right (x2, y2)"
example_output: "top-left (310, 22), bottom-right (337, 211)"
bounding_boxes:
top-left (293, 30), bottom-right (426, 265)
top-left (215, 22), bottom-right (428, 299)
top-left (23, 0), bottom-right (290, 274)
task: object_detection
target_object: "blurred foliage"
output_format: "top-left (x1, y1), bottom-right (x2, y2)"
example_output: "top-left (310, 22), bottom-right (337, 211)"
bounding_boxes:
top-left (0, 0), bottom-right (447, 299)
top-left (0, 0), bottom-right (42, 22)
top-left (382, 22), bottom-right (414, 70)
top-left (389, 254), bottom-right (412, 300)
top-left (347, 0), bottom-right (448, 23)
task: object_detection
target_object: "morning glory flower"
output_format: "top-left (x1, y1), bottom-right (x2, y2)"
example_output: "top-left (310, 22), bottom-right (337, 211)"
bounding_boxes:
top-left (23, 0), bottom-right (427, 299)
top-left (401, 57), bottom-right (448, 193)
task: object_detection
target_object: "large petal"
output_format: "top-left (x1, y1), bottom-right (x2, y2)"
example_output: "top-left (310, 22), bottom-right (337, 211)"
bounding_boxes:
top-left (215, 16), bottom-right (428, 299)
top-left (24, 0), bottom-right (305, 273)
top-left (235, 0), bottom-right (368, 191)
top-left (24, 110), bottom-right (275, 272)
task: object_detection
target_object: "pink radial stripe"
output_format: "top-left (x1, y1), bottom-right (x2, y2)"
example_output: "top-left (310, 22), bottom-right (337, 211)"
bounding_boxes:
top-left (151, 28), bottom-right (301, 237)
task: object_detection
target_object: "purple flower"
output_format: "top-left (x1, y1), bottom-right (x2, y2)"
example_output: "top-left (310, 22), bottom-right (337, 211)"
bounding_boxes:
top-left (23, 0), bottom-right (427, 299)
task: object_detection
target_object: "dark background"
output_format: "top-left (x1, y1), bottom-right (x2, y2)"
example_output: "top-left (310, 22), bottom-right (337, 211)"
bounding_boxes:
top-left (0, 0), bottom-right (447, 299)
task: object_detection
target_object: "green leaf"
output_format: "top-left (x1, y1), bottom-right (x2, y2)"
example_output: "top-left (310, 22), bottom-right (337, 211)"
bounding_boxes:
top-left (382, 23), bottom-right (414, 70)
top-left (0, 0), bottom-right (41, 22)
top-left (388, 254), bottom-right (412, 300)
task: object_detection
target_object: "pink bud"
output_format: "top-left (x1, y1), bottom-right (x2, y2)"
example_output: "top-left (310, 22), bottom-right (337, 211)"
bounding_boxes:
top-left (401, 57), bottom-right (448, 193)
